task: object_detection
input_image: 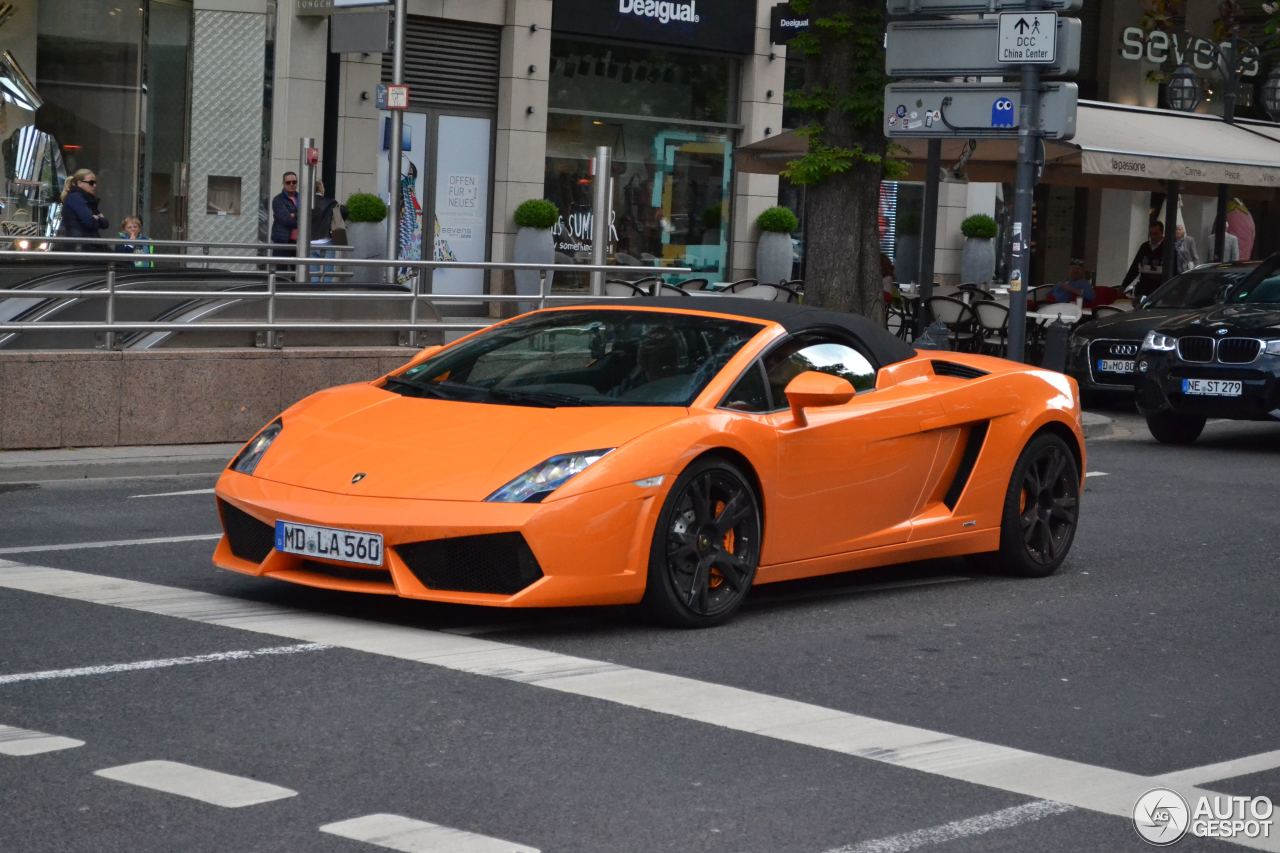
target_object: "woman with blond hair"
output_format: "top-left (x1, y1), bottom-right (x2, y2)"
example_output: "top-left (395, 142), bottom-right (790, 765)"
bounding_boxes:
top-left (59, 168), bottom-right (108, 252)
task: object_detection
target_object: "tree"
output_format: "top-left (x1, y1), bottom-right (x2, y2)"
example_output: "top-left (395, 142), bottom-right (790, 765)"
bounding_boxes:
top-left (784, 0), bottom-right (900, 322)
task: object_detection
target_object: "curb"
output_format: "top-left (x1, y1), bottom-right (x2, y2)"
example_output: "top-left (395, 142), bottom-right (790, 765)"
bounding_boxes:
top-left (1081, 411), bottom-right (1113, 441)
top-left (0, 444), bottom-right (239, 484)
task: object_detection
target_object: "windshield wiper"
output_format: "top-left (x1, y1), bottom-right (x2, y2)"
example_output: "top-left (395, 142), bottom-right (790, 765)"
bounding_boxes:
top-left (382, 376), bottom-right (454, 399)
top-left (486, 387), bottom-right (589, 408)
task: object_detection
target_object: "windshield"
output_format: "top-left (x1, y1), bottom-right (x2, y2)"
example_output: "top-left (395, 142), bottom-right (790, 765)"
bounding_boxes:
top-left (1226, 253), bottom-right (1280, 304)
top-left (1145, 266), bottom-right (1254, 309)
top-left (386, 309), bottom-right (762, 407)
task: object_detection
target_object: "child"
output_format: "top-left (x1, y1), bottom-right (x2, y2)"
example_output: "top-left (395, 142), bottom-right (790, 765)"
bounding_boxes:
top-left (115, 215), bottom-right (155, 268)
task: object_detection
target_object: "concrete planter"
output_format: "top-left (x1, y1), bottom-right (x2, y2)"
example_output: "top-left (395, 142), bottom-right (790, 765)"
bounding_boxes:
top-left (513, 225), bottom-right (554, 313)
top-left (960, 236), bottom-right (995, 286)
top-left (346, 220), bottom-right (387, 261)
top-left (756, 231), bottom-right (792, 285)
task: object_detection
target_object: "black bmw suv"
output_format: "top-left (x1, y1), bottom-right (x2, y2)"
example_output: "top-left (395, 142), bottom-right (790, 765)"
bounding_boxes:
top-left (1135, 255), bottom-right (1280, 444)
top-left (1068, 262), bottom-right (1257, 397)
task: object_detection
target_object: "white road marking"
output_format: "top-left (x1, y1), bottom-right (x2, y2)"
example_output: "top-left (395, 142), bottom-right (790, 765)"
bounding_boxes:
top-left (0, 533), bottom-right (221, 555)
top-left (0, 724), bottom-right (84, 756)
top-left (2, 562), bottom-right (1277, 852)
top-left (1084, 471), bottom-right (1108, 478)
top-left (1159, 749), bottom-right (1280, 787)
top-left (129, 488), bottom-right (216, 499)
top-left (94, 760), bottom-right (297, 807)
top-left (320, 814), bottom-right (539, 853)
top-left (0, 643), bottom-right (329, 686)
top-left (823, 800), bottom-right (1075, 853)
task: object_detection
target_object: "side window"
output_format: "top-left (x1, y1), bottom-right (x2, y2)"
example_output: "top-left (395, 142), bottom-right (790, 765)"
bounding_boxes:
top-left (723, 362), bottom-right (770, 412)
top-left (765, 338), bottom-right (876, 404)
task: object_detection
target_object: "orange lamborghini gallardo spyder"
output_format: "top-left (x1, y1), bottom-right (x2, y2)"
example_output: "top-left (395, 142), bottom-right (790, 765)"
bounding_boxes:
top-left (214, 298), bottom-right (1084, 627)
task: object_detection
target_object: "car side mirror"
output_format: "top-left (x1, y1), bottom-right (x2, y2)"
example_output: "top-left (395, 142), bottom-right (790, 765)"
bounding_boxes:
top-left (784, 371), bottom-right (855, 427)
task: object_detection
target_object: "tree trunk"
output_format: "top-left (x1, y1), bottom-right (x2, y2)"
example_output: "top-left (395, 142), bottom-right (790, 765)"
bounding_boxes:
top-left (798, 0), bottom-right (887, 326)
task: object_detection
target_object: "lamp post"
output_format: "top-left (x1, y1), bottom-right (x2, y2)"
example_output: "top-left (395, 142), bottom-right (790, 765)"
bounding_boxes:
top-left (1166, 63), bottom-right (1203, 113)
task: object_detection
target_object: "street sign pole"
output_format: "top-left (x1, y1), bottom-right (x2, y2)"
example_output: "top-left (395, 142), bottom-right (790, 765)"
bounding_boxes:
top-left (385, 0), bottom-right (406, 284)
top-left (1006, 1), bottom-right (1045, 363)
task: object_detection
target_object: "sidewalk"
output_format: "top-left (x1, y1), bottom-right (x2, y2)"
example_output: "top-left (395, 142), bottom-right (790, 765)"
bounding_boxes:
top-left (0, 443), bottom-right (240, 483)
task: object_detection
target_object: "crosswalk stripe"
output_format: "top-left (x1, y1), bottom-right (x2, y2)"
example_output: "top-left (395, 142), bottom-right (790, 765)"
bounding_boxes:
top-left (0, 534), bottom-right (221, 555)
top-left (94, 760), bottom-right (297, 807)
top-left (320, 814), bottom-right (539, 852)
top-left (0, 724), bottom-right (84, 756)
top-left (2, 561), bottom-right (1277, 852)
top-left (822, 800), bottom-right (1075, 853)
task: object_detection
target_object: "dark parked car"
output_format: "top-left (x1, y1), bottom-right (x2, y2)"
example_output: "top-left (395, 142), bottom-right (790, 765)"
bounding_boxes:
top-left (1135, 256), bottom-right (1280, 444)
top-left (1067, 262), bottom-right (1258, 397)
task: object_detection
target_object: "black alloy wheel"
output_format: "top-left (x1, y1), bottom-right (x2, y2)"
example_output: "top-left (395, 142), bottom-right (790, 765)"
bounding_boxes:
top-left (1146, 411), bottom-right (1206, 445)
top-left (985, 433), bottom-right (1080, 578)
top-left (643, 457), bottom-right (761, 627)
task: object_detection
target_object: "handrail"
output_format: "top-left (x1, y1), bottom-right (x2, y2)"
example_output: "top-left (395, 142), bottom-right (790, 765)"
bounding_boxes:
top-left (23, 235), bottom-right (356, 253)
top-left (0, 249), bottom-right (695, 348)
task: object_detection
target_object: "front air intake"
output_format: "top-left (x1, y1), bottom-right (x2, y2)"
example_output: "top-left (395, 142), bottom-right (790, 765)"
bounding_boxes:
top-left (397, 533), bottom-right (544, 595)
top-left (218, 499), bottom-right (274, 563)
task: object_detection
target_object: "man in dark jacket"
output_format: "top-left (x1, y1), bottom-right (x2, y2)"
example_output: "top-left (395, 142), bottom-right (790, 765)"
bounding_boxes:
top-left (1120, 220), bottom-right (1166, 301)
top-left (270, 172), bottom-right (299, 268)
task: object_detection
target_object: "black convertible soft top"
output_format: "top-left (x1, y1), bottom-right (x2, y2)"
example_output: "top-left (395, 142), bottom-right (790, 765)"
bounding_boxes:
top-left (568, 296), bottom-right (919, 367)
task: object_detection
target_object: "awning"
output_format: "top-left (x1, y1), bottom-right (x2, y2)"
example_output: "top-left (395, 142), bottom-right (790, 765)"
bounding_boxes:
top-left (737, 101), bottom-right (1280, 193)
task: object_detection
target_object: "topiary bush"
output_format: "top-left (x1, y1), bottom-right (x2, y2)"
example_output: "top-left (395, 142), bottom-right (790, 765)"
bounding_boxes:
top-left (513, 199), bottom-right (559, 229)
top-left (756, 206), bottom-right (799, 234)
top-left (345, 193), bottom-right (387, 223)
top-left (960, 213), bottom-right (998, 239)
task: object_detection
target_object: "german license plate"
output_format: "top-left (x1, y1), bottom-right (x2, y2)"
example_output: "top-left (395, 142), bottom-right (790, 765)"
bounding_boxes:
top-left (274, 521), bottom-right (383, 566)
top-left (1182, 378), bottom-right (1242, 397)
top-left (1097, 359), bottom-right (1135, 374)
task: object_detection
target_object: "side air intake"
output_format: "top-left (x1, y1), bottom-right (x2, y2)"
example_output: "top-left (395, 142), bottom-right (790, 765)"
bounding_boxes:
top-left (943, 422), bottom-right (990, 510)
top-left (932, 360), bottom-right (989, 380)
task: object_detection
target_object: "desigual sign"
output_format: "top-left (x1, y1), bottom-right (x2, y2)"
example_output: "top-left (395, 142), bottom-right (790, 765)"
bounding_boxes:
top-left (552, 0), bottom-right (754, 54)
top-left (1119, 26), bottom-right (1260, 78)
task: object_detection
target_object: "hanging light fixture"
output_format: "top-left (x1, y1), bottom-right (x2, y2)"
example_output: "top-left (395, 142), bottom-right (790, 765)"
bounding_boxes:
top-left (1166, 63), bottom-right (1203, 112)
top-left (1263, 66), bottom-right (1280, 120)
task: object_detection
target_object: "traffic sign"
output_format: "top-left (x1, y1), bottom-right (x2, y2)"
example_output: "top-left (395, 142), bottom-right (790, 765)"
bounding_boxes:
top-left (375, 83), bottom-right (410, 110)
top-left (998, 12), bottom-right (1059, 64)
top-left (886, 0), bottom-right (1080, 13)
top-left (884, 81), bottom-right (1078, 140)
top-left (886, 18), bottom-right (1080, 77)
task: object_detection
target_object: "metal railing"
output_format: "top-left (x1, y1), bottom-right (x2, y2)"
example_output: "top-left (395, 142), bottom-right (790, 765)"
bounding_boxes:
top-left (0, 246), bottom-right (692, 349)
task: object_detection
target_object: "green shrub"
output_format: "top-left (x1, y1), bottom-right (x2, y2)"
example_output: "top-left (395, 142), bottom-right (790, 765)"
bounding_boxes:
top-left (960, 213), bottom-right (998, 239)
top-left (513, 199), bottom-right (560, 229)
top-left (345, 193), bottom-right (387, 223)
top-left (756, 206), bottom-right (799, 234)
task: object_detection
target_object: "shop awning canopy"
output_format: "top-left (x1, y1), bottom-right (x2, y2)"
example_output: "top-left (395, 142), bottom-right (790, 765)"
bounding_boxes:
top-left (737, 100), bottom-right (1280, 195)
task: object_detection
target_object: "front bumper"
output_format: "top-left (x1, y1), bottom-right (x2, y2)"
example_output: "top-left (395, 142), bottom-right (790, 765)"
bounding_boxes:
top-left (1134, 352), bottom-right (1280, 421)
top-left (213, 470), bottom-right (663, 607)
top-left (1068, 337), bottom-right (1141, 394)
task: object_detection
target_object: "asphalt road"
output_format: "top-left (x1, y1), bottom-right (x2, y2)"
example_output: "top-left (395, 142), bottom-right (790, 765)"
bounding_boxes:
top-left (1, 414), bottom-right (1278, 853)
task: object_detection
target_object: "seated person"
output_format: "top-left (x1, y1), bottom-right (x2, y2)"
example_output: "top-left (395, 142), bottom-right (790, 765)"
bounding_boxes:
top-left (1048, 258), bottom-right (1094, 305)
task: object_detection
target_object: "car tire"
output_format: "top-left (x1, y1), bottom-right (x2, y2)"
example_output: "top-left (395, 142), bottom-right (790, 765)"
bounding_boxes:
top-left (1145, 411), bottom-right (1205, 445)
top-left (978, 433), bottom-right (1081, 579)
top-left (642, 457), bottom-right (762, 628)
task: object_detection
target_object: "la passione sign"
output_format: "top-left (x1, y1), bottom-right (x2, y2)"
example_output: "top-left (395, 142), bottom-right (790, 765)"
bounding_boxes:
top-left (552, 0), bottom-right (755, 54)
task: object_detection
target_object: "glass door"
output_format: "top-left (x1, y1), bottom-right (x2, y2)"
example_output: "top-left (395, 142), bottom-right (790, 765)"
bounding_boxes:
top-left (143, 0), bottom-right (193, 241)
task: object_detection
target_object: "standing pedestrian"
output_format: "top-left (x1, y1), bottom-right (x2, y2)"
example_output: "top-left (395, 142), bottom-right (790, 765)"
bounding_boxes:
top-left (59, 168), bottom-right (109, 253)
top-left (270, 171), bottom-right (300, 272)
top-left (114, 215), bottom-right (155, 268)
top-left (1120, 220), bottom-right (1166, 301)
top-left (310, 179), bottom-right (338, 282)
top-left (1174, 223), bottom-right (1198, 273)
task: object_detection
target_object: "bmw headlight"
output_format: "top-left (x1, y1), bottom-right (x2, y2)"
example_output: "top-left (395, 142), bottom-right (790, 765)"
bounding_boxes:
top-left (1141, 331), bottom-right (1176, 352)
top-left (486, 449), bottom-right (613, 503)
top-left (230, 419), bottom-right (282, 475)
top-left (1266, 340), bottom-right (1280, 356)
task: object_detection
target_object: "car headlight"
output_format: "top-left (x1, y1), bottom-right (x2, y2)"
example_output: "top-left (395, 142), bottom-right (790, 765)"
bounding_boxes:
top-left (1141, 331), bottom-right (1176, 352)
top-left (486, 449), bottom-right (613, 503)
top-left (1266, 340), bottom-right (1280, 356)
top-left (230, 419), bottom-right (283, 475)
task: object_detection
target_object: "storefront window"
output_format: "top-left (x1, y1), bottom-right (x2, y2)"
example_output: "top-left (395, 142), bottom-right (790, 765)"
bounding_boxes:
top-left (546, 39), bottom-right (738, 283)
